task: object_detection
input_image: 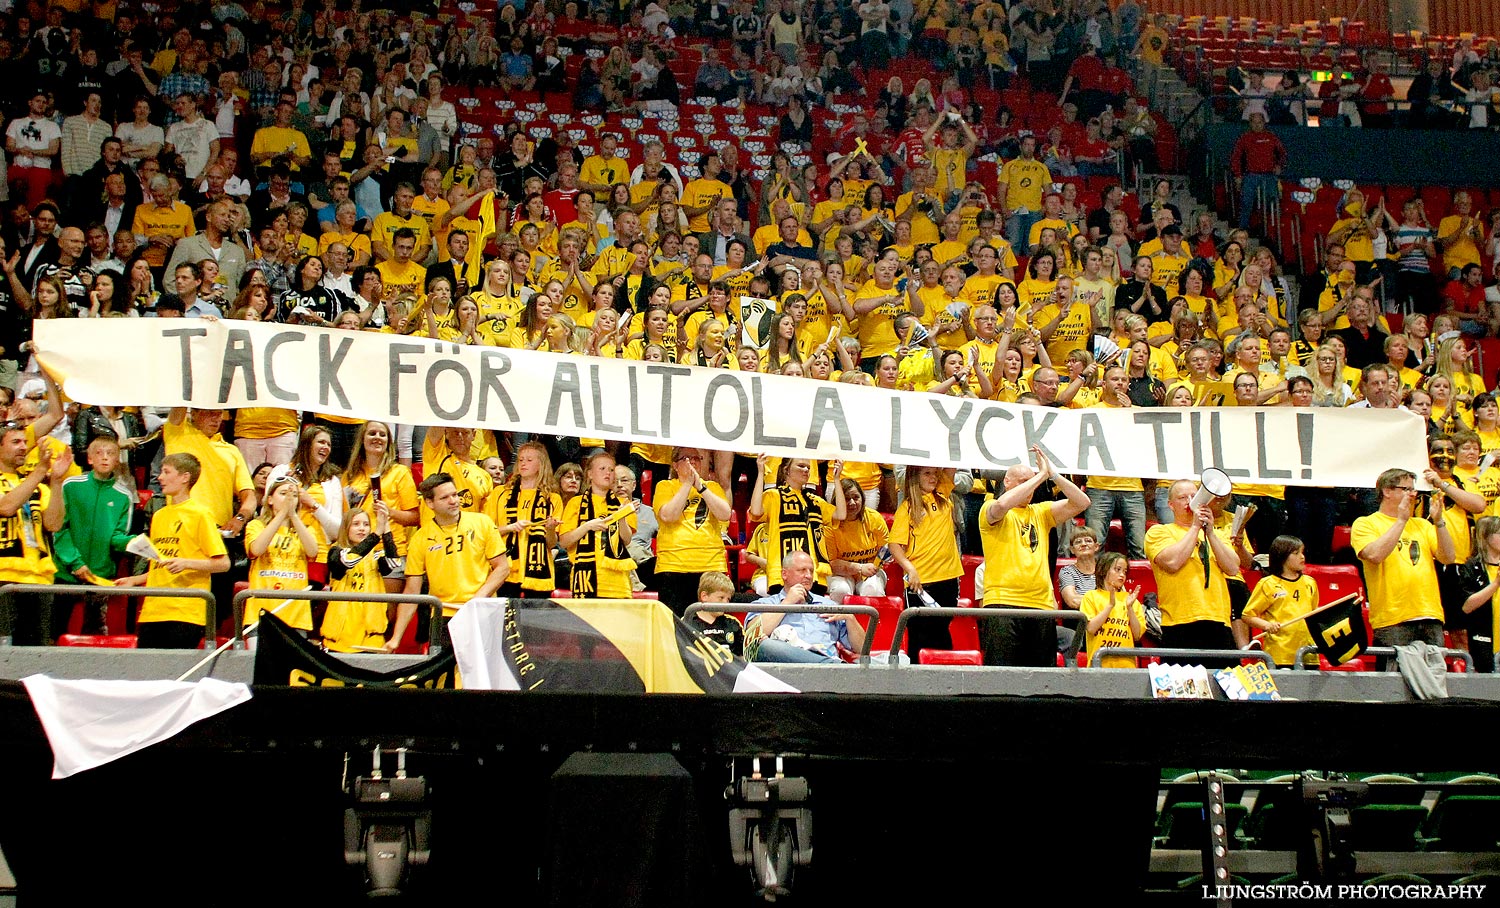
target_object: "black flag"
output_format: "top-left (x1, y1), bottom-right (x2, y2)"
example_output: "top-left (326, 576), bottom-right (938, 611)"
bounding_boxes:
top-left (1303, 597), bottom-right (1370, 666)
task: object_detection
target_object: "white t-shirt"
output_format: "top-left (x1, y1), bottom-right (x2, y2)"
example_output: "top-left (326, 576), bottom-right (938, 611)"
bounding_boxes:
top-left (115, 121), bottom-right (165, 165)
top-left (165, 117), bottom-right (219, 180)
top-left (7, 116), bottom-right (61, 169)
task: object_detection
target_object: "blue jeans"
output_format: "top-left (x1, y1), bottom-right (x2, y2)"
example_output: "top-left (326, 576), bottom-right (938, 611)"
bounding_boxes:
top-left (1239, 172), bottom-right (1279, 228)
top-left (1153, 484), bottom-right (1173, 524)
top-left (1084, 488), bottom-right (1147, 559)
top-left (753, 638), bottom-right (841, 664)
top-left (1006, 209), bottom-right (1043, 252)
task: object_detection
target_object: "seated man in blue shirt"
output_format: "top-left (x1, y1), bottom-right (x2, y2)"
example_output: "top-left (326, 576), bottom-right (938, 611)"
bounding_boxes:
top-left (747, 550), bottom-right (866, 663)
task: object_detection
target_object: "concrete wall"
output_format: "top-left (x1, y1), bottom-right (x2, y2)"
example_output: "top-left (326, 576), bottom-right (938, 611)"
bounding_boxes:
top-left (5, 647), bottom-right (1498, 702)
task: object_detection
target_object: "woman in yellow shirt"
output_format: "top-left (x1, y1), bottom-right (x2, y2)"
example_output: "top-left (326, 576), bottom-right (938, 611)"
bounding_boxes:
top-left (888, 466), bottom-right (963, 659)
top-left (927, 347), bottom-right (992, 398)
top-left (341, 420), bottom-right (420, 593)
top-left (711, 239), bottom-right (761, 302)
top-left (686, 318), bottom-right (737, 368)
top-left (826, 478), bottom-right (890, 603)
top-left (245, 474), bottom-right (319, 633)
top-left (287, 425), bottom-right (345, 583)
top-left (1437, 336), bottom-right (1487, 415)
top-left (1212, 241), bottom-right (1244, 302)
top-left (1016, 250), bottom-right (1059, 315)
top-left (487, 441), bottom-right (563, 598)
top-left (652, 446), bottom-right (733, 615)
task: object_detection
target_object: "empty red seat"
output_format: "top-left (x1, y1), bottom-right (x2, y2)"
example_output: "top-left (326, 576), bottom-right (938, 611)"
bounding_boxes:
top-left (848, 595), bottom-right (906, 654)
top-left (56, 634), bottom-right (138, 648)
top-left (920, 649), bottom-right (982, 665)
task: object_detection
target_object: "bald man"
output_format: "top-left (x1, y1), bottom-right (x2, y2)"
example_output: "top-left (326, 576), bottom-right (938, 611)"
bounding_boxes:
top-left (1145, 479), bottom-right (1241, 652)
top-left (35, 227), bottom-right (92, 312)
top-left (978, 446), bottom-right (1091, 666)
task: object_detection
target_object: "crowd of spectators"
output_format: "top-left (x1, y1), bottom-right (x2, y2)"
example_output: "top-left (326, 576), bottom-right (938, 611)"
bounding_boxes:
top-left (0, 0), bottom-right (1493, 673)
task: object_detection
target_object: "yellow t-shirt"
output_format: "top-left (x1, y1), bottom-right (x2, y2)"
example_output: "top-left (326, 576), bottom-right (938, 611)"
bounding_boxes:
top-left (251, 125), bottom-right (312, 170)
top-left (372, 211), bottom-right (432, 258)
top-left (888, 493), bottom-right (963, 585)
top-left (411, 193), bottom-right (450, 234)
top-left (999, 158), bottom-right (1051, 213)
top-left (580, 153), bottom-right (630, 190)
top-left (979, 499), bottom-right (1058, 608)
top-left (406, 512), bottom-right (505, 614)
top-left (139, 499), bottom-right (227, 626)
top-left (1034, 300), bottom-right (1092, 363)
top-left (234, 407), bottom-right (300, 440)
top-left (132, 202), bottom-right (196, 267)
top-left (485, 485), bottom-right (562, 591)
top-left (1144, 521), bottom-right (1235, 627)
top-left (345, 465), bottom-right (419, 556)
top-left (417, 456), bottom-right (493, 525)
top-left (1149, 250), bottom-right (1189, 291)
top-left (1439, 214), bottom-right (1483, 271)
top-left (560, 492), bottom-right (638, 599)
top-left (0, 473), bottom-right (54, 584)
top-left (895, 191), bottom-right (940, 244)
top-left (653, 478), bottom-right (728, 574)
top-left (244, 518), bottom-right (312, 630)
top-left (376, 259), bottom-right (427, 299)
top-left (681, 178), bottom-right (728, 233)
top-left (852, 282), bottom-right (902, 359)
top-left (163, 421), bottom-right (252, 527)
top-left (827, 508), bottom-right (889, 568)
top-left (319, 230), bottom-right (372, 262)
top-left (1350, 511), bottom-right (1445, 628)
top-left (1078, 588), bottom-right (1147, 668)
top-left (322, 541), bottom-right (390, 652)
top-left (1241, 573), bottom-right (1318, 665)
top-left (930, 146), bottom-right (969, 196)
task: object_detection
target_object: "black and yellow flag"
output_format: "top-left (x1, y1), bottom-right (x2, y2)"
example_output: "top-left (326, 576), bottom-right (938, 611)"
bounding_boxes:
top-left (450, 598), bottom-right (764, 693)
top-left (1302, 596), bottom-right (1370, 666)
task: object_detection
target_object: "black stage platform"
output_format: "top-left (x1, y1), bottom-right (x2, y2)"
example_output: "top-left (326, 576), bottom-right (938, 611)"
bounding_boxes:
top-left (2, 682), bottom-right (1497, 904)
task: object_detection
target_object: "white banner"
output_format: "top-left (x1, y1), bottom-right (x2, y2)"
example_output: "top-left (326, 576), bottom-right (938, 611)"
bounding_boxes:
top-left (37, 320), bottom-right (1427, 487)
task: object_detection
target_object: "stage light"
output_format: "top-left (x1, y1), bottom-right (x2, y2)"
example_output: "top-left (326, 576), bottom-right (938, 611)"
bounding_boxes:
top-left (727, 756), bottom-right (812, 902)
top-left (344, 746), bottom-right (432, 897)
top-left (1298, 773), bottom-right (1368, 882)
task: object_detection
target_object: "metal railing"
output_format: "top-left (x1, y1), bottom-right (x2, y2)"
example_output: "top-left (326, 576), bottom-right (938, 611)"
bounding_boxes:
top-left (1292, 644), bottom-right (1474, 672)
top-left (885, 606), bottom-right (1086, 665)
top-left (1088, 646), bottom-right (1274, 668)
top-left (686, 602), bottom-right (880, 663)
top-left (233, 589), bottom-right (446, 652)
top-left (0, 582), bottom-right (218, 648)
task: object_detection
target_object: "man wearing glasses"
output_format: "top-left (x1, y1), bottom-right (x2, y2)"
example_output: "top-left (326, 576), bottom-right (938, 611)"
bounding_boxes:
top-left (1352, 468), bottom-right (1455, 658)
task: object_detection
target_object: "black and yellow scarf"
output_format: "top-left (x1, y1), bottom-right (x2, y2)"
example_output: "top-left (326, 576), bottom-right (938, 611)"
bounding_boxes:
top-left (570, 490), bottom-right (631, 597)
top-left (495, 483), bottom-right (556, 590)
top-left (775, 487), bottom-right (829, 569)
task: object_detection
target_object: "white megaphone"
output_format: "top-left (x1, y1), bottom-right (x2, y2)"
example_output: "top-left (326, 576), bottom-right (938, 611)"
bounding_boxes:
top-left (1191, 468), bottom-right (1232, 511)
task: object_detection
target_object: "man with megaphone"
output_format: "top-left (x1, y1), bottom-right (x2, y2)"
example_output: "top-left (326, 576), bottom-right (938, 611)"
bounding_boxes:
top-left (1144, 470), bottom-right (1241, 654)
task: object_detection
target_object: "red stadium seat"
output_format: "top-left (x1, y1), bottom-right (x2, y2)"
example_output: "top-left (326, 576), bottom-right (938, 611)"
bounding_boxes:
top-left (920, 649), bottom-right (982, 665)
top-left (550, 589), bottom-right (573, 598)
top-left (56, 634), bottom-right (138, 648)
top-left (950, 597), bottom-right (980, 650)
top-left (848, 595), bottom-right (906, 654)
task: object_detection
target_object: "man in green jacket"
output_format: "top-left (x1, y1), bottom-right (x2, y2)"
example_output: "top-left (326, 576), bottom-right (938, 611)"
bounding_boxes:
top-left (53, 436), bottom-right (138, 633)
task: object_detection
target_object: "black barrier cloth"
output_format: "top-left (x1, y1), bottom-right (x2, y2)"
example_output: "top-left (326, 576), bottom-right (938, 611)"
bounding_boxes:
top-left (252, 612), bottom-right (458, 688)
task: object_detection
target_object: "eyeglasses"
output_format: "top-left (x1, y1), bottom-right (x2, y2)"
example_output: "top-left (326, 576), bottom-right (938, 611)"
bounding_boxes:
top-left (1391, 486), bottom-right (1415, 493)
top-left (676, 454), bottom-right (702, 462)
